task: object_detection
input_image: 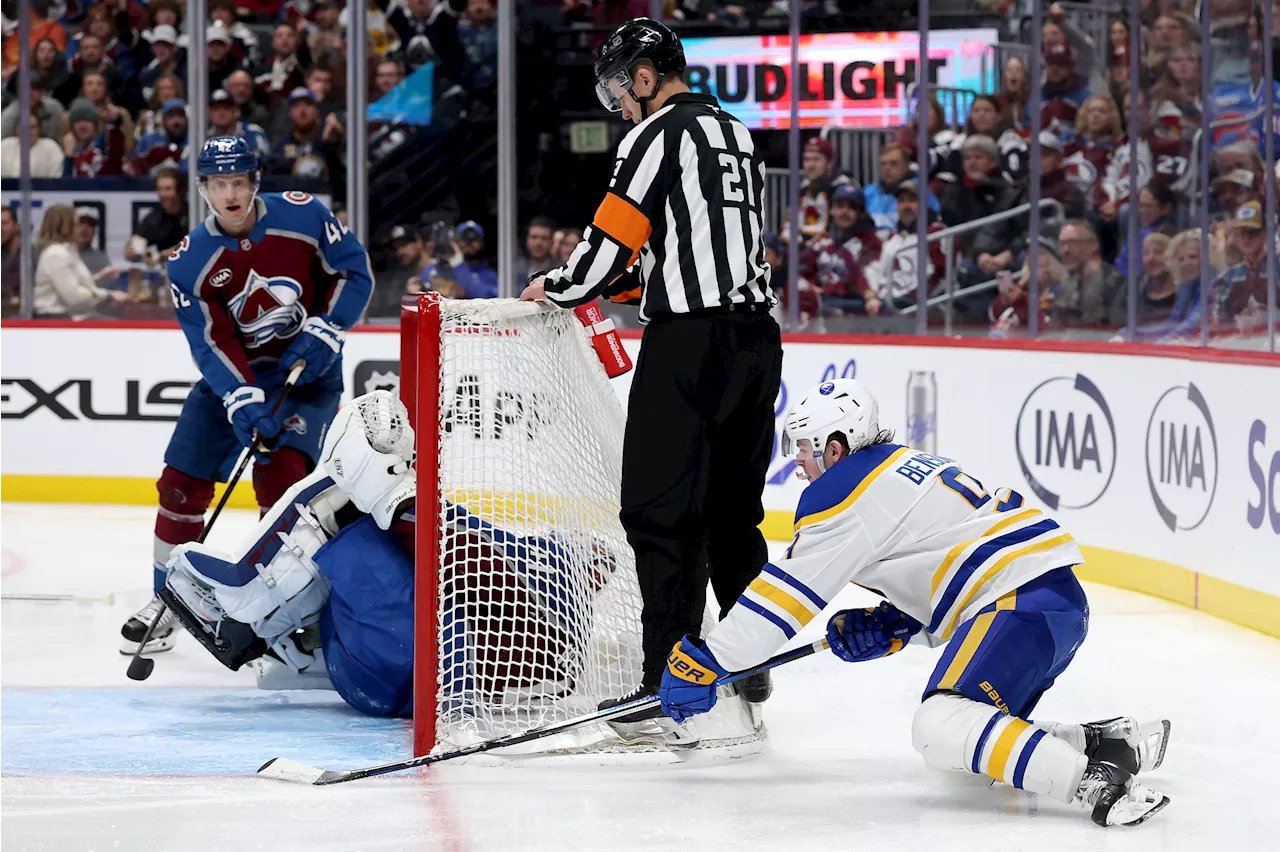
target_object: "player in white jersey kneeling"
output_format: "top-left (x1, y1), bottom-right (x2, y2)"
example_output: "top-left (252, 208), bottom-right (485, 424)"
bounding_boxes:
top-left (659, 379), bottom-right (1171, 827)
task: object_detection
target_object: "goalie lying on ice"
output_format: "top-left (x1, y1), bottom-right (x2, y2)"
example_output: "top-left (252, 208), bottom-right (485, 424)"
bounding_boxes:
top-left (159, 390), bottom-right (615, 717)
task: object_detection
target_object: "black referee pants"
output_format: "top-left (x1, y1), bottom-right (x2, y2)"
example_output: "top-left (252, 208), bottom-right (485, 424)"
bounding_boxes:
top-left (620, 307), bottom-right (784, 688)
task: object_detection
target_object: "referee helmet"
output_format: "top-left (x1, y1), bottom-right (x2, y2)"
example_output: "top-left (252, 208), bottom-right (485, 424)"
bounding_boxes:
top-left (594, 18), bottom-right (686, 117)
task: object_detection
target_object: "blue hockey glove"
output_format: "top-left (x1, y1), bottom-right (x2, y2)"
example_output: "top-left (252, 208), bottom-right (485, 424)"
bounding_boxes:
top-left (223, 385), bottom-right (281, 462)
top-left (660, 636), bottom-right (729, 724)
top-left (279, 315), bottom-right (345, 386)
top-left (826, 601), bottom-right (923, 663)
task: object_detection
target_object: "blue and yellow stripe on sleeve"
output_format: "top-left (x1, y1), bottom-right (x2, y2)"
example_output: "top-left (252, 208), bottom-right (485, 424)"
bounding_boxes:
top-left (740, 562), bottom-right (829, 639)
top-left (927, 509), bottom-right (1075, 639)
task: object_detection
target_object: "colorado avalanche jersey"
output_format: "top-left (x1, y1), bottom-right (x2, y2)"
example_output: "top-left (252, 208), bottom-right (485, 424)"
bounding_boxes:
top-left (704, 443), bottom-right (1083, 672)
top-left (166, 191), bottom-right (373, 400)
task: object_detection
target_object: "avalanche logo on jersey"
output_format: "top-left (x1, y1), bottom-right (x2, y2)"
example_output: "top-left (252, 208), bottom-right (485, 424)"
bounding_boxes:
top-left (228, 269), bottom-right (307, 348)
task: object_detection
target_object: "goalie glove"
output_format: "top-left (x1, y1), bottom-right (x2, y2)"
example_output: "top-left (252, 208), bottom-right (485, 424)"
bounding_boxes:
top-left (321, 390), bottom-right (416, 530)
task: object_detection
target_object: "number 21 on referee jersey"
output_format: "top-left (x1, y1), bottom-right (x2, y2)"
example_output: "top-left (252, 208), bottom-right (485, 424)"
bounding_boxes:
top-left (718, 153), bottom-right (757, 208)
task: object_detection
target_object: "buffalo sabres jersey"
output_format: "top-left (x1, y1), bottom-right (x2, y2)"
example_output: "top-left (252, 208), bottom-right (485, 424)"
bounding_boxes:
top-left (166, 192), bottom-right (373, 400)
top-left (705, 443), bottom-right (1084, 672)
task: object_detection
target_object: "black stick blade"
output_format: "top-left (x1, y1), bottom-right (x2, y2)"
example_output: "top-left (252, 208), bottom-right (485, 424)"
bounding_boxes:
top-left (126, 656), bottom-right (155, 681)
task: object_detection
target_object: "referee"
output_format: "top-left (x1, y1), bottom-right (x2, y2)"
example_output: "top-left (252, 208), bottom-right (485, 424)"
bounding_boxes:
top-left (521, 18), bottom-right (783, 721)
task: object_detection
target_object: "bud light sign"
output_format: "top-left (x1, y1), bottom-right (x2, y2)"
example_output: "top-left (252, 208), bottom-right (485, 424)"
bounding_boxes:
top-left (1014, 374), bottom-right (1117, 510)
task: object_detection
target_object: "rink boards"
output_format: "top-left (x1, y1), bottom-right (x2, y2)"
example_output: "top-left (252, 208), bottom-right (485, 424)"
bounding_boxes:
top-left (2, 322), bottom-right (1277, 637)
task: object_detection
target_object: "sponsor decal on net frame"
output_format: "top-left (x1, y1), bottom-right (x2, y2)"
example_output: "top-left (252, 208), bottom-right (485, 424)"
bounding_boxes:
top-left (1014, 374), bottom-right (1117, 511)
top-left (1145, 382), bottom-right (1218, 532)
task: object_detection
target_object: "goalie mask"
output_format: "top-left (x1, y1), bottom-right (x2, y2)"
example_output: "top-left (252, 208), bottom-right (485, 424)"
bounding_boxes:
top-left (781, 379), bottom-right (880, 472)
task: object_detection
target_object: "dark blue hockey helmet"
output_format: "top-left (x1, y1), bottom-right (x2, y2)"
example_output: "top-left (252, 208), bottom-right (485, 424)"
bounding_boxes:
top-left (197, 135), bottom-right (259, 181)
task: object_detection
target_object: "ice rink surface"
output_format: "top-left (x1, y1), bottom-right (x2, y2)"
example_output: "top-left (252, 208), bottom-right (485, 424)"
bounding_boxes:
top-left (4, 502), bottom-right (1280, 851)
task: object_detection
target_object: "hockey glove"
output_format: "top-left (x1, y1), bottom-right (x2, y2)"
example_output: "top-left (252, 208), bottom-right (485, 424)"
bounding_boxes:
top-left (826, 602), bottom-right (923, 663)
top-left (224, 385), bottom-right (281, 462)
top-left (279, 315), bottom-right (345, 386)
top-left (660, 637), bottom-right (729, 724)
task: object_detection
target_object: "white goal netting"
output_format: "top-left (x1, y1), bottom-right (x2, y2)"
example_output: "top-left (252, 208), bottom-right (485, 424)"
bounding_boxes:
top-left (420, 298), bottom-right (765, 759)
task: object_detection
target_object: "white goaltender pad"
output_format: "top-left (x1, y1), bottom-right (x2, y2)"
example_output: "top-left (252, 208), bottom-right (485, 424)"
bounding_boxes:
top-left (413, 297), bottom-right (766, 761)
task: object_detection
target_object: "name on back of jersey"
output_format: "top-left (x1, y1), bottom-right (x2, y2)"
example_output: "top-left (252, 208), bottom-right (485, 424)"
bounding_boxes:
top-left (895, 451), bottom-right (952, 485)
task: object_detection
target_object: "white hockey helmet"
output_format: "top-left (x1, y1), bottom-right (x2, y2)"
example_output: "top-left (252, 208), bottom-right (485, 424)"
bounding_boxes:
top-left (781, 379), bottom-right (880, 470)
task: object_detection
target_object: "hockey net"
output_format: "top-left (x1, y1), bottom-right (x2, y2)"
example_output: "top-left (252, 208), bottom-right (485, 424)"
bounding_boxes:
top-left (401, 295), bottom-right (765, 760)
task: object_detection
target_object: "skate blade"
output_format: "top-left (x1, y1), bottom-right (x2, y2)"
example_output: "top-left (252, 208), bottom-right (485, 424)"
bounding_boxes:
top-left (1139, 720), bottom-right (1171, 772)
top-left (1108, 787), bottom-right (1171, 827)
top-left (605, 718), bottom-right (701, 750)
top-left (119, 634), bottom-right (177, 656)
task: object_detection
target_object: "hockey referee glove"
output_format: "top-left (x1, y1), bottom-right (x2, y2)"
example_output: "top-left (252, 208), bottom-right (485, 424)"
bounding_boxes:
top-left (660, 636), bottom-right (728, 724)
top-left (224, 385), bottom-right (281, 461)
top-left (826, 602), bottom-right (922, 664)
top-left (279, 315), bottom-right (345, 386)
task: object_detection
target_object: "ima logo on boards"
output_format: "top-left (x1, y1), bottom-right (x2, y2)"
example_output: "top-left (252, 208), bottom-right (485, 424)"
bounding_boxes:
top-left (1145, 383), bottom-right (1218, 532)
top-left (1014, 374), bottom-right (1117, 510)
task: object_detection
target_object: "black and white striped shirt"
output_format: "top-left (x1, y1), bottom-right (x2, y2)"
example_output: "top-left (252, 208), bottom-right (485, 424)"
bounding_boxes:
top-left (542, 92), bottom-right (775, 321)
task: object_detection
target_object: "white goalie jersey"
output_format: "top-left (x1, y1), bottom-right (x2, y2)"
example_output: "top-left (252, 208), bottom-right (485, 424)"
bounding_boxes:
top-left (705, 443), bottom-right (1084, 672)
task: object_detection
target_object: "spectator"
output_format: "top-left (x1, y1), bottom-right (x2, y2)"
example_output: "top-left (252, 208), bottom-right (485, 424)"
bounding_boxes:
top-left (1071, 95), bottom-right (1121, 202)
top-left (206, 26), bottom-right (243, 94)
top-left (0, 83), bottom-right (64, 140)
top-left (16, 38), bottom-right (78, 107)
top-left (1210, 169), bottom-right (1259, 220)
top-left (938, 135), bottom-right (1006, 235)
top-left (225, 69), bottom-right (271, 130)
top-left (894, 92), bottom-right (947, 163)
top-left (256, 24), bottom-right (311, 111)
top-left (1150, 46), bottom-right (1202, 135)
top-left (305, 64), bottom-right (345, 127)
top-left (796, 137), bottom-right (851, 243)
top-left (866, 180), bottom-right (947, 312)
top-left (863, 143), bottom-right (940, 236)
top-left (1149, 12), bottom-right (1194, 75)
top-left (33, 205), bottom-right (128, 320)
top-left (988, 242), bottom-right (1067, 335)
top-left (1135, 227), bottom-right (1227, 342)
top-left (134, 72), bottom-right (182, 141)
top-left (1115, 183), bottom-right (1178, 276)
top-left (1, 1), bottom-right (67, 82)
top-left (66, 34), bottom-right (137, 115)
top-left (281, 0), bottom-right (326, 29)
top-left (124, 167), bottom-right (190, 264)
top-left (424, 220), bottom-right (499, 298)
top-left (208, 89), bottom-right (269, 161)
top-left (555, 226), bottom-right (582, 262)
top-left (513, 215), bottom-right (558, 287)
top-left (391, 0), bottom-right (465, 76)
top-left (997, 55), bottom-right (1029, 132)
top-left (1213, 201), bottom-right (1277, 329)
top-left (1, 206), bottom-right (21, 316)
top-left (1041, 41), bottom-right (1091, 146)
top-left (141, 0), bottom-right (185, 47)
top-left (363, 0), bottom-right (405, 58)
top-left (1107, 17), bottom-right (1130, 70)
top-left (67, 4), bottom-right (142, 82)
top-left (266, 87), bottom-right (345, 188)
top-left (1213, 140), bottom-right (1266, 191)
top-left (1043, 3), bottom-right (1097, 83)
top-left (1037, 131), bottom-right (1088, 219)
top-left (1110, 231), bottom-right (1175, 327)
top-left (956, 94), bottom-right (1025, 185)
top-left (210, 0), bottom-right (263, 70)
top-left (374, 59), bottom-right (404, 97)
top-left (370, 224), bottom-right (438, 317)
top-left (63, 96), bottom-right (129, 176)
top-left (459, 0), bottom-right (499, 91)
top-left (137, 25), bottom-right (186, 106)
top-left (77, 71), bottom-right (135, 143)
top-left (827, 183), bottom-right (882, 274)
top-left (1051, 219), bottom-right (1124, 326)
top-left (1108, 42), bottom-right (1131, 108)
top-left (127, 97), bottom-right (187, 176)
top-left (0, 112), bottom-right (65, 177)
top-left (306, 0), bottom-right (347, 67)
top-left (72, 207), bottom-right (119, 280)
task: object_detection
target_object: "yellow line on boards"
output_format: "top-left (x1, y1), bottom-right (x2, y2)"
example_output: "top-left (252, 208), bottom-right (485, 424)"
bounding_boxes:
top-left (2, 474), bottom-right (258, 510)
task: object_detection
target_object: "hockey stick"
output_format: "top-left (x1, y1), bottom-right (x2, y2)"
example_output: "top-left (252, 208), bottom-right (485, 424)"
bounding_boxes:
top-left (258, 637), bottom-right (830, 785)
top-left (126, 361), bottom-right (306, 682)
top-left (3, 592), bottom-right (116, 605)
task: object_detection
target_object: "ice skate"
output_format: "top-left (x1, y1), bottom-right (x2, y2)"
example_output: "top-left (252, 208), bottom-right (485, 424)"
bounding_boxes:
top-left (1075, 759), bottom-right (1170, 826)
top-left (1083, 717), bottom-right (1171, 774)
top-left (119, 596), bottom-right (178, 655)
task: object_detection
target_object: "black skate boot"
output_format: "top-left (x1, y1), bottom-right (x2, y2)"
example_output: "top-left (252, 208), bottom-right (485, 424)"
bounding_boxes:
top-left (1083, 717), bottom-right (1171, 774)
top-left (736, 670), bottom-right (773, 703)
top-left (1075, 759), bottom-right (1170, 827)
top-left (119, 596), bottom-right (178, 655)
top-left (597, 685), bottom-right (665, 722)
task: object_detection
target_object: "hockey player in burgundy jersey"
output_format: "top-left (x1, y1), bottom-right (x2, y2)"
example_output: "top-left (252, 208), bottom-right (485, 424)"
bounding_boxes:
top-left (121, 135), bottom-right (373, 656)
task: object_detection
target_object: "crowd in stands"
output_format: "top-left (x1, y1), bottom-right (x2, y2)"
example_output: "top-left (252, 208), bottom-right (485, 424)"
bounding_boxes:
top-left (775, 0), bottom-right (1278, 341)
